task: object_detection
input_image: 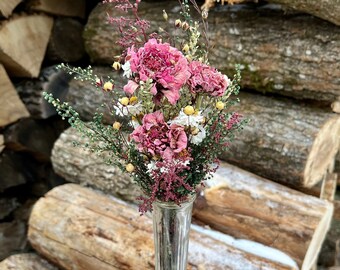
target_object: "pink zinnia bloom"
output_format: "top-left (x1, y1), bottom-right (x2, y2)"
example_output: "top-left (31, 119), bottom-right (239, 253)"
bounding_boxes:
top-left (127, 39), bottom-right (190, 104)
top-left (188, 61), bottom-right (229, 97)
top-left (130, 111), bottom-right (187, 160)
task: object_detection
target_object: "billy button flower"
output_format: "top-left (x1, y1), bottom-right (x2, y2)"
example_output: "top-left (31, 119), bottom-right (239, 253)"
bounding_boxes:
top-left (216, 101), bottom-right (225, 111)
top-left (112, 121), bottom-right (121, 130)
top-left (184, 105), bottom-right (195, 116)
top-left (112, 61), bottom-right (121, 70)
top-left (119, 97), bottom-right (130, 106)
top-left (103, 81), bottom-right (114, 92)
top-left (125, 163), bottom-right (135, 173)
top-left (182, 44), bottom-right (190, 53)
top-left (129, 96), bottom-right (138, 105)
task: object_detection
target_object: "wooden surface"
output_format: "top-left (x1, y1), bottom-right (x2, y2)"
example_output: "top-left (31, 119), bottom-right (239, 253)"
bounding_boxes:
top-left (223, 92), bottom-right (340, 188)
top-left (193, 162), bottom-right (334, 270)
top-left (84, 1), bottom-right (340, 103)
top-left (0, 65), bottom-right (29, 127)
top-left (46, 18), bottom-right (85, 63)
top-left (26, 0), bottom-right (85, 19)
top-left (0, 14), bottom-right (53, 77)
top-left (0, 135), bottom-right (5, 154)
top-left (202, 0), bottom-right (340, 26)
top-left (28, 184), bottom-right (297, 270)
top-left (0, 0), bottom-right (21, 17)
top-left (0, 253), bottom-right (58, 270)
top-left (16, 66), bottom-right (72, 119)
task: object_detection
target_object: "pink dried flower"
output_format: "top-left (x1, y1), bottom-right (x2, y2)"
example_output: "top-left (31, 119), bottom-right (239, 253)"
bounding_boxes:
top-left (188, 61), bottom-right (229, 97)
top-left (130, 111), bottom-right (188, 160)
top-left (127, 39), bottom-right (190, 104)
top-left (123, 80), bottom-right (139, 95)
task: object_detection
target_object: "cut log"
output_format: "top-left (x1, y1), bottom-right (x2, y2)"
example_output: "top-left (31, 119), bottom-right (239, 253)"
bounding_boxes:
top-left (16, 66), bottom-right (72, 119)
top-left (202, 0), bottom-right (340, 26)
top-left (332, 98), bottom-right (340, 113)
top-left (320, 173), bottom-right (338, 201)
top-left (193, 162), bottom-right (333, 270)
top-left (46, 18), bottom-right (85, 63)
top-left (26, 0), bottom-right (86, 19)
top-left (0, 0), bottom-right (21, 18)
top-left (318, 219), bottom-right (340, 267)
top-left (28, 184), bottom-right (298, 270)
top-left (84, 1), bottom-right (340, 103)
top-left (0, 14), bottom-right (53, 78)
top-left (0, 65), bottom-right (29, 127)
top-left (335, 201), bottom-right (340, 221)
top-left (4, 118), bottom-right (68, 161)
top-left (0, 221), bottom-right (27, 261)
top-left (0, 135), bottom-right (4, 153)
top-left (0, 253), bottom-right (58, 270)
top-left (220, 92), bottom-right (340, 188)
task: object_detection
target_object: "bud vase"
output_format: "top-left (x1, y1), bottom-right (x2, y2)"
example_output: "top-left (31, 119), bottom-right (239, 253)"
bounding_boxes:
top-left (152, 195), bottom-right (196, 270)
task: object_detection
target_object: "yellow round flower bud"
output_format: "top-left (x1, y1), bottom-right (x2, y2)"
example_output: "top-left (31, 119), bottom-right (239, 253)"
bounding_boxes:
top-left (175, 19), bottom-right (182, 27)
top-left (182, 44), bottom-right (190, 53)
top-left (129, 96), bottom-right (138, 105)
top-left (120, 97), bottom-right (130, 106)
top-left (184, 105), bottom-right (195, 116)
top-left (112, 62), bottom-right (121, 70)
top-left (216, 101), bottom-right (225, 110)
top-left (126, 163), bottom-right (135, 173)
top-left (103, 82), bottom-right (113, 92)
top-left (191, 127), bottom-right (199, 135)
top-left (112, 121), bottom-right (121, 130)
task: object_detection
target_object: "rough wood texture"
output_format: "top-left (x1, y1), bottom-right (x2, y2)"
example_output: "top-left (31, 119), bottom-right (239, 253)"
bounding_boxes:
top-left (0, 135), bottom-right (5, 153)
top-left (0, 15), bottom-right (53, 78)
top-left (0, 0), bottom-right (21, 18)
top-left (318, 219), bottom-right (340, 267)
top-left (26, 0), bottom-right (85, 18)
top-left (0, 253), bottom-right (58, 270)
top-left (193, 162), bottom-right (334, 270)
top-left (202, 0), bottom-right (340, 26)
top-left (46, 18), bottom-right (85, 63)
top-left (84, 1), bottom-right (340, 103)
top-left (16, 66), bottom-right (72, 119)
top-left (320, 173), bottom-right (338, 201)
top-left (28, 184), bottom-right (297, 270)
top-left (332, 98), bottom-right (340, 113)
top-left (335, 201), bottom-right (340, 221)
top-left (51, 127), bottom-right (140, 202)
top-left (0, 65), bottom-right (29, 127)
top-left (221, 92), bottom-right (340, 188)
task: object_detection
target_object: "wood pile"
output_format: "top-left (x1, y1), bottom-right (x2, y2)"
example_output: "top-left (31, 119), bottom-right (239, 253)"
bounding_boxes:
top-left (0, 0), bottom-right (339, 269)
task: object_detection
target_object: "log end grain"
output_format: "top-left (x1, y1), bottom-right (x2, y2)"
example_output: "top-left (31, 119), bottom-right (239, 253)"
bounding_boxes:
top-left (0, 253), bottom-right (58, 270)
top-left (304, 116), bottom-right (340, 187)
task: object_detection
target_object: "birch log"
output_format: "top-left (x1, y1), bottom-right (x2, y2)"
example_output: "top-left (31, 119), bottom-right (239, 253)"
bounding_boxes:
top-left (0, 253), bottom-right (58, 270)
top-left (84, 1), bottom-right (340, 103)
top-left (0, 0), bottom-right (21, 18)
top-left (28, 184), bottom-right (298, 270)
top-left (202, 0), bottom-right (340, 26)
top-left (193, 162), bottom-right (334, 270)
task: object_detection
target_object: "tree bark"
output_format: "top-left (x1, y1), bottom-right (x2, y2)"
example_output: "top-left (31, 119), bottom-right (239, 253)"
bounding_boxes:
top-left (25, 0), bottom-right (86, 19)
top-left (16, 66), bottom-right (72, 119)
top-left (0, 64), bottom-right (30, 127)
top-left (28, 184), bottom-right (298, 270)
top-left (0, 0), bottom-right (21, 18)
top-left (46, 18), bottom-right (85, 63)
top-left (83, 1), bottom-right (340, 103)
top-left (0, 253), bottom-right (58, 270)
top-left (202, 0), bottom-right (340, 26)
top-left (0, 14), bottom-right (53, 78)
top-left (221, 92), bottom-right (340, 188)
top-left (193, 162), bottom-right (334, 270)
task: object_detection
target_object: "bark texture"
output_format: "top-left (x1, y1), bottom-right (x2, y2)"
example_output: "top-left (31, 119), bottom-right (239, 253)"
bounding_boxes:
top-left (193, 162), bottom-right (334, 270)
top-left (221, 92), bottom-right (340, 187)
top-left (84, 1), bottom-right (340, 103)
top-left (28, 184), bottom-right (297, 270)
top-left (0, 253), bottom-right (58, 270)
top-left (0, 0), bottom-right (21, 18)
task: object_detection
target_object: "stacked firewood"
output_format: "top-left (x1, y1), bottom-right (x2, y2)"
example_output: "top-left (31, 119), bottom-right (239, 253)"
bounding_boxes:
top-left (0, 0), bottom-right (339, 269)
top-left (0, 0), bottom-right (90, 262)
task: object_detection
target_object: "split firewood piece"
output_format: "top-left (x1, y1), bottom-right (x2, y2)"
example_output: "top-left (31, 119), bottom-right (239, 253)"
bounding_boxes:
top-left (192, 162), bottom-right (334, 270)
top-left (202, 0), bottom-right (340, 26)
top-left (335, 201), bottom-right (340, 221)
top-left (16, 66), bottom-right (72, 119)
top-left (0, 0), bottom-right (21, 18)
top-left (0, 14), bottom-right (53, 78)
top-left (28, 184), bottom-right (298, 270)
top-left (46, 18), bottom-right (85, 63)
top-left (26, 0), bottom-right (86, 19)
top-left (0, 65), bottom-right (29, 127)
top-left (0, 253), bottom-right (58, 270)
top-left (84, 1), bottom-right (340, 104)
top-left (320, 173), bottom-right (338, 201)
top-left (332, 98), bottom-right (340, 113)
top-left (221, 92), bottom-right (340, 188)
top-left (0, 135), bottom-right (5, 153)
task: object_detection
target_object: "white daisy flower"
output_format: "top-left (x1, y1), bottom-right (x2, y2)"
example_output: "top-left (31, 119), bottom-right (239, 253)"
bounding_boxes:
top-left (122, 61), bottom-right (132, 78)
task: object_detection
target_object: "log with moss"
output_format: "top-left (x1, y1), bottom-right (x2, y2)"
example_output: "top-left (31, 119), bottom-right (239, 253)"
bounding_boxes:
top-left (83, 1), bottom-right (340, 104)
top-left (28, 184), bottom-right (299, 270)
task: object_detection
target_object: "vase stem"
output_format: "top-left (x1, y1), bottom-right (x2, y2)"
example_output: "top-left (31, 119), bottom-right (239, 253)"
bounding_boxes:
top-left (152, 195), bottom-right (196, 270)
